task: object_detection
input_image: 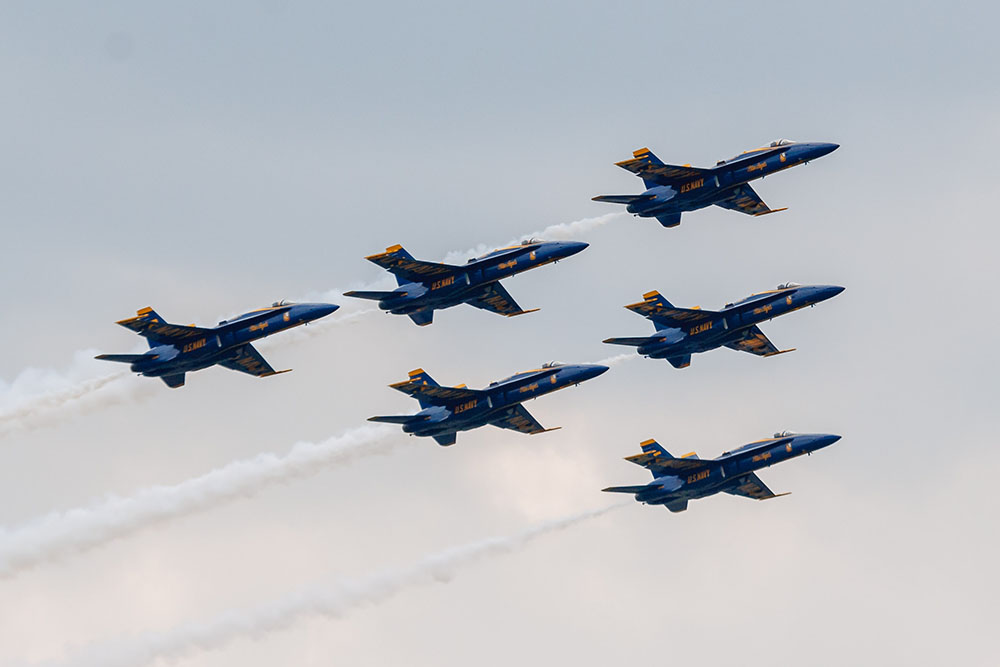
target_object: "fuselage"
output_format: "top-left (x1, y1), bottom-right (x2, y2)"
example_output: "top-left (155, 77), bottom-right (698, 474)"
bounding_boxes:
top-left (129, 303), bottom-right (339, 377)
top-left (634, 433), bottom-right (840, 506)
top-left (404, 363), bottom-right (608, 438)
top-left (638, 284), bottom-right (843, 359)
top-left (627, 141), bottom-right (839, 218)
top-left (376, 241), bottom-right (587, 315)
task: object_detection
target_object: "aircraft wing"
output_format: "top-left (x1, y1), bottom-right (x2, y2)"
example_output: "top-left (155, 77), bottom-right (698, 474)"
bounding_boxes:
top-left (625, 301), bottom-right (713, 327)
top-left (389, 378), bottom-right (485, 403)
top-left (489, 404), bottom-right (557, 435)
top-left (723, 472), bottom-right (789, 501)
top-left (218, 344), bottom-right (290, 378)
top-left (465, 282), bottom-right (538, 318)
top-left (365, 245), bottom-right (456, 283)
top-left (116, 308), bottom-right (214, 344)
top-left (714, 184), bottom-right (786, 217)
top-left (615, 148), bottom-right (712, 185)
top-left (625, 451), bottom-right (708, 473)
top-left (724, 325), bottom-right (794, 358)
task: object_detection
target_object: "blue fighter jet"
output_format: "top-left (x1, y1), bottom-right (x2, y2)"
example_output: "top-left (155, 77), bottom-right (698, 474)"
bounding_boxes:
top-left (344, 239), bottom-right (588, 326)
top-left (603, 283), bottom-right (843, 368)
top-left (96, 301), bottom-right (339, 387)
top-left (368, 362), bottom-right (608, 446)
top-left (603, 432), bottom-right (841, 513)
top-left (593, 139), bottom-right (839, 227)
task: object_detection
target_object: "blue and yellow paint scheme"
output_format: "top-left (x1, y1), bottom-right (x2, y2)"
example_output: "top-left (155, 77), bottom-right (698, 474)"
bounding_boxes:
top-left (604, 432), bottom-right (841, 512)
top-left (604, 283), bottom-right (843, 368)
top-left (368, 362), bottom-right (608, 445)
top-left (593, 139), bottom-right (839, 227)
top-left (343, 239), bottom-right (588, 326)
top-left (95, 301), bottom-right (339, 388)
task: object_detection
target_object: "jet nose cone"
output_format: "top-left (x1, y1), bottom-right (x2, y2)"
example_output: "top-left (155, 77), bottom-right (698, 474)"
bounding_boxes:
top-left (551, 241), bottom-right (589, 259)
top-left (813, 434), bottom-right (842, 449)
top-left (302, 303), bottom-right (340, 320)
top-left (584, 364), bottom-right (610, 380)
top-left (821, 285), bottom-right (846, 300)
top-left (815, 142), bottom-right (840, 157)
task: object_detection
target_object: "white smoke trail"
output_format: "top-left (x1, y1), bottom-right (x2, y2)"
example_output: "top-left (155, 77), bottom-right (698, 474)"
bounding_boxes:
top-left (0, 425), bottom-right (397, 578)
top-left (56, 503), bottom-right (626, 667)
top-left (0, 350), bottom-right (158, 438)
top-left (593, 352), bottom-right (636, 368)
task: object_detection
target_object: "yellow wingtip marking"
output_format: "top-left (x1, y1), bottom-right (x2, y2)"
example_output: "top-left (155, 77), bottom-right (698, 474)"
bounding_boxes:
top-left (640, 439), bottom-right (658, 446)
top-left (681, 452), bottom-right (697, 458)
top-left (632, 147), bottom-right (650, 157)
top-left (408, 368), bottom-right (425, 377)
top-left (385, 244), bottom-right (403, 252)
top-left (642, 290), bottom-right (661, 300)
top-left (136, 307), bottom-right (154, 315)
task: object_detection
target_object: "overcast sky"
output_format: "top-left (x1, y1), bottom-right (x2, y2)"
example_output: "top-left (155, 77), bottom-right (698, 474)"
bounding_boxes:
top-left (1, 2), bottom-right (998, 665)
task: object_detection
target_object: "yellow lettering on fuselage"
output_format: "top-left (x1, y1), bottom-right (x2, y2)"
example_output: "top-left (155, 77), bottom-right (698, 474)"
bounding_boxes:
top-left (249, 321), bottom-right (269, 333)
top-left (453, 400), bottom-right (478, 414)
top-left (182, 338), bottom-right (206, 353)
top-left (747, 161), bottom-right (767, 172)
top-left (752, 451), bottom-right (772, 463)
top-left (430, 276), bottom-right (456, 290)
top-left (498, 259), bottom-right (518, 270)
top-left (753, 304), bottom-right (772, 316)
top-left (690, 321), bottom-right (713, 335)
top-left (679, 178), bottom-right (704, 194)
top-left (519, 383), bottom-right (539, 393)
top-left (687, 470), bottom-right (710, 484)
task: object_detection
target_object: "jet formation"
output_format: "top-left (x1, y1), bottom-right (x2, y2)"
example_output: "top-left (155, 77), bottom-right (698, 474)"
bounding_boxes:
top-left (92, 136), bottom-right (844, 513)
top-left (593, 140), bottom-right (839, 227)
top-left (96, 301), bottom-right (339, 387)
top-left (604, 283), bottom-right (844, 368)
top-left (603, 432), bottom-right (841, 512)
top-left (345, 240), bottom-right (588, 326)
top-left (369, 363), bottom-right (608, 446)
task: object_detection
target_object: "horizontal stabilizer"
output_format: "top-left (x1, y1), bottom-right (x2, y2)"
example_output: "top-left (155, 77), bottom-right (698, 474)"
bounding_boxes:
top-left (602, 336), bottom-right (657, 347)
top-left (343, 290), bottom-right (396, 301)
top-left (368, 414), bottom-right (426, 425)
top-left (591, 194), bottom-right (657, 205)
top-left (602, 485), bottom-right (648, 494)
top-left (95, 354), bottom-right (147, 364)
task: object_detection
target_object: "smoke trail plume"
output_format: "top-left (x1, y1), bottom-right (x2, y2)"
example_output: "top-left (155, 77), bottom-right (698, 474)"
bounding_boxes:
top-left (593, 353), bottom-right (637, 368)
top-left (0, 425), bottom-right (397, 577)
top-left (58, 503), bottom-right (625, 667)
top-left (0, 350), bottom-right (158, 438)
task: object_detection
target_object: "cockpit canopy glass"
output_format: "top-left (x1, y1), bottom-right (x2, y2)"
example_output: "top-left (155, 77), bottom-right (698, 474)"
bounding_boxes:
top-left (541, 361), bottom-right (563, 368)
top-left (776, 282), bottom-right (801, 290)
top-left (774, 430), bottom-right (797, 438)
top-left (770, 139), bottom-right (795, 147)
top-left (272, 299), bottom-right (293, 307)
top-left (521, 237), bottom-right (542, 245)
